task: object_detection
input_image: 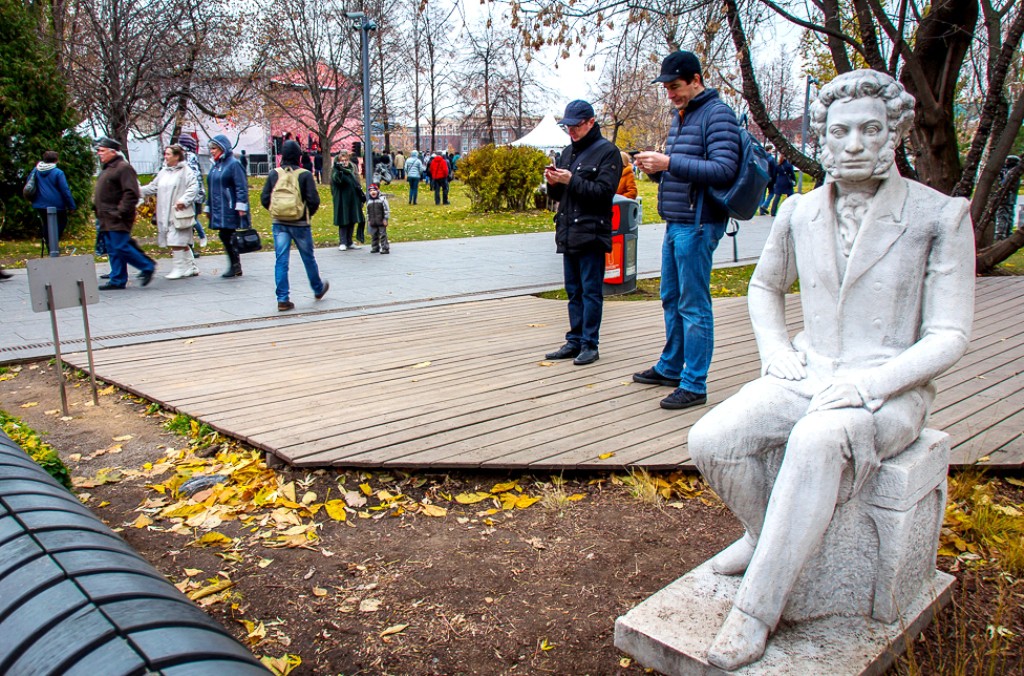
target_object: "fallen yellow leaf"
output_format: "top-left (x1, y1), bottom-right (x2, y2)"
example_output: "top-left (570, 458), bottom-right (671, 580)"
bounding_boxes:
top-left (410, 361), bottom-right (431, 369)
top-left (20, 402), bottom-right (38, 408)
top-left (183, 568), bottom-right (203, 577)
top-left (324, 499), bottom-right (348, 521)
top-left (132, 514), bottom-right (153, 529)
top-left (113, 434), bottom-right (133, 442)
top-left (380, 623), bottom-right (408, 637)
top-left (312, 586), bottom-right (328, 597)
top-left (490, 481), bottom-right (518, 494)
top-left (260, 653), bottom-right (301, 676)
top-left (598, 452), bottom-right (615, 460)
top-left (420, 504), bottom-right (447, 517)
top-left (192, 532), bottom-right (235, 548)
top-left (455, 492), bottom-right (492, 504)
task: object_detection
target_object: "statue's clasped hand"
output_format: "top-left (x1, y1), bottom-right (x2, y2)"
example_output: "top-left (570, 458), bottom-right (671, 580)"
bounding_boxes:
top-left (765, 349), bottom-right (807, 381)
top-left (807, 382), bottom-right (868, 412)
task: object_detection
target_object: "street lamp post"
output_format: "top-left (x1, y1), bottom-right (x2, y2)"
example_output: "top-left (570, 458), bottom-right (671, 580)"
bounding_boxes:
top-left (346, 12), bottom-right (377, 187)
top-left (798, 75), bottom-right (819, 194)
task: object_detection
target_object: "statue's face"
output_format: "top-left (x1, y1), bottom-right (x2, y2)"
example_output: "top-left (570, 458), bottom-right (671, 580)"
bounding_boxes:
top-left (824, 97), bottom-right (889, 182)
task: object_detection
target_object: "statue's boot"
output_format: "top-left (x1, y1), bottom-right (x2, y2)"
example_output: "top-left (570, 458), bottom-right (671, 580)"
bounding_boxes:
top-left (709, 532), bottom-right (757, 575)
top-left (706, 607), bottom-right (770, 671)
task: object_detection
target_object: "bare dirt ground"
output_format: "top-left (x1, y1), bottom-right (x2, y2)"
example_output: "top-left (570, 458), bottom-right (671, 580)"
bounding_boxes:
top-left (1, 361), bottom-right (1021, 675)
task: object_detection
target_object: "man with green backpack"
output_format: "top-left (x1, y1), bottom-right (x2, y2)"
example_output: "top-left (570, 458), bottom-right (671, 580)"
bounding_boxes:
top-left (260, 140), bottom-right (329, 311)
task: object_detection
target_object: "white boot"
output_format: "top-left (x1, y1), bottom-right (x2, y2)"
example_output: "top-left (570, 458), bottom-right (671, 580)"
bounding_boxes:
top-left (183, 246), bottom-right (199, 277)
top-left (165, 250), bottom-right (187, 279)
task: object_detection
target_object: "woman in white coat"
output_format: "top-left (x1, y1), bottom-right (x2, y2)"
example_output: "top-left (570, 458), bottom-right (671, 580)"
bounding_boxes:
top-left (140, 144), bottom-right (199, 279)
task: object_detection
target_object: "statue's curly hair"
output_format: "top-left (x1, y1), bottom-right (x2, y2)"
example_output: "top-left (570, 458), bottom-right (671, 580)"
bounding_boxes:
top-left (809, 70), bottom-right (916, 143)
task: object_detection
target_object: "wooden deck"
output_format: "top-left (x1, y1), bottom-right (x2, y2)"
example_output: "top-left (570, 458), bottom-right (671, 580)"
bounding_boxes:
top-left (65, 277), bottom-right (1024, 470)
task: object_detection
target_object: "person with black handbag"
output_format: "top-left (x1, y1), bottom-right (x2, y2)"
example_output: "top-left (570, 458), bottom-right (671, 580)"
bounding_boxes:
top-left (205, 134), bottom-right (251, 278)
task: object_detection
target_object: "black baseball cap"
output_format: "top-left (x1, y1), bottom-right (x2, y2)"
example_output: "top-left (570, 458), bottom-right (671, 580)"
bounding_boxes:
top-left (557, 100), bottom-right (596, 126)
top-left (652, 51), bottom-right (702, 83)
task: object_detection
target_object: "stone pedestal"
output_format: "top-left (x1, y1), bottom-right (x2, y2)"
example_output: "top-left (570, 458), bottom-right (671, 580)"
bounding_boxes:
top-left (615, 430), bottom-right (954, 674)
top-left (614, 562), bottom-right (953, 676)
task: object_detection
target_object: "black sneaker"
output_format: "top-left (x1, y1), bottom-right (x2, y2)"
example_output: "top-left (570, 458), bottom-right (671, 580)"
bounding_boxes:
top-left (660, 388), bottom-right (707, 410)
top-left (545, 343), bottom-right (580, 360)
top-left (633, 367), bottom-right (680, 387)
top-left (139, 268), bottom-right (154, 287)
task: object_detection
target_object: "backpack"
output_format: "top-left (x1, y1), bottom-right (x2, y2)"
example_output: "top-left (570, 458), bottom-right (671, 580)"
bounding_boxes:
top-left (269, 167), bottom-right (307, 221)
top-left (702, 109), bottom-right (772, 221)
top-left (23, 169), bottom-right (38, 201)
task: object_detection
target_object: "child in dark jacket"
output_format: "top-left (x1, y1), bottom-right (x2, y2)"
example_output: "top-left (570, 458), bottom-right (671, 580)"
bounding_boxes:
top-left (365, 184), bottom-right (391, 254)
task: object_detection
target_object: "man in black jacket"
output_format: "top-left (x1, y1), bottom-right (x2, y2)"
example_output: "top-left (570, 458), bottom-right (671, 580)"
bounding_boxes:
top-left (261, 140), bottom-right (329, 311)
top-left (544, 100), bottom-right (622, 366)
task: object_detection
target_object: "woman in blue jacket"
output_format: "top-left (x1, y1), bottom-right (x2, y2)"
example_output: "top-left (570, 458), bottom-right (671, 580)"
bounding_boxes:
top-left (205, 134), bottom-right (251, 278)
top-left (30, 150), bottom-right (77, 254)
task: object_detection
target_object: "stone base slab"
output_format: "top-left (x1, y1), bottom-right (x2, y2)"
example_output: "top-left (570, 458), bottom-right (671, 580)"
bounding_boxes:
top-left (614, 562), bottom-right (954, 675)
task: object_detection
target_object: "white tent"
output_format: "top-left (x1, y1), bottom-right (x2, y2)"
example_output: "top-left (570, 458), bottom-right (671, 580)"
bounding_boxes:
top-left (511, 114), bottom-right (570, 153)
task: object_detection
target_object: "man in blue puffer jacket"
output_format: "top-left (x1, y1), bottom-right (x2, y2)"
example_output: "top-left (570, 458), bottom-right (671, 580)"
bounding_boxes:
top-left (634, 50), bottom-right (740, 410)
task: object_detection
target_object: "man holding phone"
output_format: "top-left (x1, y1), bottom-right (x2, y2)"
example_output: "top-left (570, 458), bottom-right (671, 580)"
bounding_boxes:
top-left (543, 100), bottom-right (622, 366)
top-left (632, 50), bottom-right (740, 409)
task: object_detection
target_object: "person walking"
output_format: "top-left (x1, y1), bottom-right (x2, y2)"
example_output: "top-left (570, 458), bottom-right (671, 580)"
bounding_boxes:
top-left (261, 140), bottom-right (329, 311)
top-left (995, 155), bottom-right (1021, 240)
top-left (394, 151), bottom-right (406, 179)
top-left (405, 150), bottom-right (425, 204)
top-left (93, 137), bottom-right (155, 290)
top-left (139, 144), bottom-right (199, 279)
top-left (542, 99), bottom-right (622, 367)
top-left (205, 134), bottom-right (251, 278)
top-left (314, 150), bottom-right (324, 183)
top-left (29, 150), bottom-right (76, 255)
top-left (769, 156), bottom-right (796, 216)
top-left (428, 152), bottom-right (451, 205)
top-left (239, 149), bottom-right (249, 175)
top-left (331, 149), bottom-right (364, 250)
top-left (177, 135), bottom-right (208, 250)
top-left (633, 50), bottom-right (741, 409)
top-left (759, 149), bottom-right (777, 215)
top-left (365, 183), bottom-right (391, 254)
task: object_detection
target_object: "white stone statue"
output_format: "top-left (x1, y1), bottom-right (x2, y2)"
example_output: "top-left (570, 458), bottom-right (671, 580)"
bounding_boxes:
top-left (687, 69), bottom-right (975, 671)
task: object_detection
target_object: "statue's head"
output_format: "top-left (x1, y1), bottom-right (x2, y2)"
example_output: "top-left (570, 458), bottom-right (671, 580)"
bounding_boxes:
top-left (809, 70), bottom-right (916, 182)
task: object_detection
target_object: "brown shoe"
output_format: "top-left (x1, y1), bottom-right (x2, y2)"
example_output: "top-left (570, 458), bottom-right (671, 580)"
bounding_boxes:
top-left (278, 301), bottom-right (295, 312)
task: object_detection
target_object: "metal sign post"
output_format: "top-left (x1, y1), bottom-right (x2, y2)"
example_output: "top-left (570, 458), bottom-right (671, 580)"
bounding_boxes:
top-left (26, 256), bottom-right (101, 415)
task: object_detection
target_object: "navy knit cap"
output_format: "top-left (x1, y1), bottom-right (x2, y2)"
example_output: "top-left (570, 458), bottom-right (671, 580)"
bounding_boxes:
top-left (177, 135), bottom-right (198, 152)
top-left (557, 100), bottom-right (595, 127)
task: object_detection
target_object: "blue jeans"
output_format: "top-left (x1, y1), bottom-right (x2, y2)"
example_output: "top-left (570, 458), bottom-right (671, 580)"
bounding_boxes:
top-left (105, 230), bottom-right (155, 287)
top-left (563, 249), bottom-right (605, 349)
top-left (408, 177), bottom-right (420, 204)
top-left (273, 224), bottom-right (326, 302)
top-left (656, 221), bottom-right (727, 394)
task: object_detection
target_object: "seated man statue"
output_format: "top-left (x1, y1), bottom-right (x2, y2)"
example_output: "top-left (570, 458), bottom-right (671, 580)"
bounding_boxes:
top-left (688, 69), bottom-right (974, 671)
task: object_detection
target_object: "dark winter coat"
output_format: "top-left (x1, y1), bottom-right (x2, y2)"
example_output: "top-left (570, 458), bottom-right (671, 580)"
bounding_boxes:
top-left (93, 155), bottom-right (140, 233)
top-left (331, 160), bottom-right (364, 226)
top-left (548, 123), bottom-right (622, 255)
top-left (205, 134), bottom-right (250, 230)
top-left (774, 159), bottom-right (796, 194)
top-left (260, 141), bottom-right (321, 226)
top-left (31, 166), bottom-right (76, 211)
top-left (653, 88), bottom-right (741, 225)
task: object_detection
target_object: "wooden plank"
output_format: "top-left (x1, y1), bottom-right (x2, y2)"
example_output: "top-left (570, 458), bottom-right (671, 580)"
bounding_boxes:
top-left (62, 280), bottom-right (1024, 471)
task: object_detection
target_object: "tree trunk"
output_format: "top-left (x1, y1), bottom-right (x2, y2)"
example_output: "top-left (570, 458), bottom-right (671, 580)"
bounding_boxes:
top-left (898, 0), bottom-right (977, 194)
top-left (977, 226), bottom-right (1024, 275)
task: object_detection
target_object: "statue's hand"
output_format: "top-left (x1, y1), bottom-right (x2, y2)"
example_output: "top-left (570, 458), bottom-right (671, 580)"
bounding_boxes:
top-left (765, 349), bottom-right (807, 381)
top-left (807, 382), bottom-right (866, 412)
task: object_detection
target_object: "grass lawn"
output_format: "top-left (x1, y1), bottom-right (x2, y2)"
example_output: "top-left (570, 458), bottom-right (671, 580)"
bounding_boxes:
top-left (0, 174), bottom-right (662, 267)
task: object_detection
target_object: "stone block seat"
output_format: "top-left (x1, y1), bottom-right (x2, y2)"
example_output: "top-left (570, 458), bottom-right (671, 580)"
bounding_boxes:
top-left (778, 428), bottom-right (950, 624)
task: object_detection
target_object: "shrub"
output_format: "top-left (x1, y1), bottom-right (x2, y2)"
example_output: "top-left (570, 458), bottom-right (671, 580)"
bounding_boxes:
top-left (0, 409), bottom-right (72, 489)
top-left (456, 145), bottom-right (549, 212)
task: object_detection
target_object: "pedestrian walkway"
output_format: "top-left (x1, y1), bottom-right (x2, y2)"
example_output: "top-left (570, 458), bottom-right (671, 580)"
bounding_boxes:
top-left (0, 219), bottom-right (774, 363)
